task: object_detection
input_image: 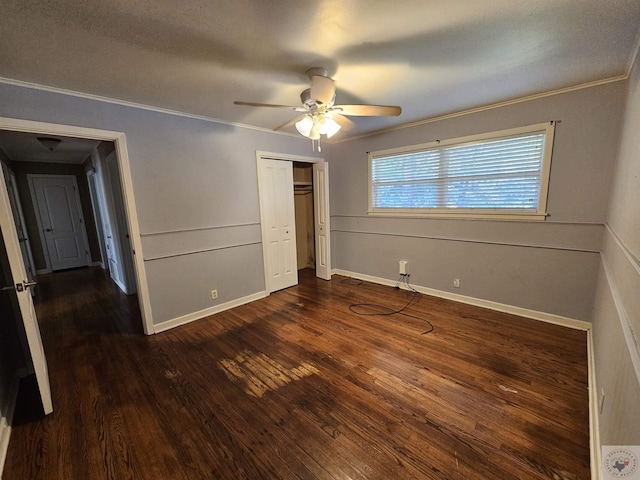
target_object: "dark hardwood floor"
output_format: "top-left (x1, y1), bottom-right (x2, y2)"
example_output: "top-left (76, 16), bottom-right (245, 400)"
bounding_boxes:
top-left (3, 267), bottom-right (590, 479)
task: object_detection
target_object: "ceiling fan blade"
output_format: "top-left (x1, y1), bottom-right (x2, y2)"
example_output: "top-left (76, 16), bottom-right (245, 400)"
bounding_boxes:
top-left (333, 104), bottom-right (402, 117)
top-left (330, 112), bottom-right (355, 131)
top-left (310, 75), bottom-right (336, 105)
top-left (234, 101), bottom-right (305, 111)
top-left (274, 114), bottom-right (307, 131)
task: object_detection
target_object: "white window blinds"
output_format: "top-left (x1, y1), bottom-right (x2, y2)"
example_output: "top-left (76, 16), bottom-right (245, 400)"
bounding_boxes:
top-left (369, 122), bottom-right (555, 219)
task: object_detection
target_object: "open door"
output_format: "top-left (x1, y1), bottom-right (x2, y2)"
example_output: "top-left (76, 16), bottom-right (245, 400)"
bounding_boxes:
top-left (0, 164), bottom-right (53, 414)
top-left (313, 161), bottom-right (331, 280)
top-left (86, 170), bottom-right (107, 269)
top-left (258, 158), bottom-right (298, 293)
top-left (258, 152), bottom-right (332, 291)
top-left (2, 166), bottom-right (36, 283)
top-left (105, 152), bottom-right (136, 293)
top-left (94, 150), bottom-right (136, 294)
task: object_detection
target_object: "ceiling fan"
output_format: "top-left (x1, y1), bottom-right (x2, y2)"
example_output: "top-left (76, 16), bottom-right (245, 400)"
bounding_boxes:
top-left (234, 67), bottom-right (401, 149)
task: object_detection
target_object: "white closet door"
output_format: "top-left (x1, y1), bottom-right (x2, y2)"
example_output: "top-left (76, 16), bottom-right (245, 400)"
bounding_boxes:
top-left (313, 161), bottom-right (331, 280)
top-left (259, 159), bottom-right (298, 292)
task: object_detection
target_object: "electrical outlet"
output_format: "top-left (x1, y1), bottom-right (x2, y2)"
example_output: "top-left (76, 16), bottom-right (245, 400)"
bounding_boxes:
top-left (453, 279), bottom-right (460, 288)
top-left (211, 289), bottom-right (218, 300)
top-left (399, 260), bottom-right (408, 275)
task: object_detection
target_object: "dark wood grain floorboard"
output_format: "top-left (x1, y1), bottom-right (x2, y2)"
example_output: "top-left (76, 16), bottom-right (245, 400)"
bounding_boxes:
top-left (3, 267), bottom-right (590, 479)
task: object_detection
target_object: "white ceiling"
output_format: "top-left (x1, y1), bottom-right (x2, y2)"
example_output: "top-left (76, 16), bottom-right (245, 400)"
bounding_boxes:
top-left (1, 0), bottom-right (640, 140)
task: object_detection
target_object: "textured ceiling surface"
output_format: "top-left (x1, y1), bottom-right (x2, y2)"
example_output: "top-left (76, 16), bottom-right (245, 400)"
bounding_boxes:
top-left (1, 0), bottom-right (640, 140)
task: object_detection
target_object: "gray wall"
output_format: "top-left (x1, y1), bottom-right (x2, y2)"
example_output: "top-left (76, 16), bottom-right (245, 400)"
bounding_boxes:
top-left (0, 82), bottom-right (322, 326)
top-left (592, 49), bottom-right (640, 443)
top-left (330, 81), bottom-right (625, 321)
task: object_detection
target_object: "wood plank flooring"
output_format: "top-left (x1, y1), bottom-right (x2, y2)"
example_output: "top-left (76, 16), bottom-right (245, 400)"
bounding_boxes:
top-left (3, 267), bottom-right (590, 479)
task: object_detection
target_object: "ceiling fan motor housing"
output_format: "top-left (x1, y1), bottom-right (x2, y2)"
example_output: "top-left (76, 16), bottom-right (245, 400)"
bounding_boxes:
top-left (300, 88), bottom-right (315, 108)
top-left (306, 67), bottom-right (328, 78)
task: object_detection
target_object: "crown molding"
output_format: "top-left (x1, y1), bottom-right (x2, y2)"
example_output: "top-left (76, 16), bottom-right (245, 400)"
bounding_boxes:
top-left (0, 76), bottom-right (300, 138)
top-left (331, 74), bottom-right (629, 144)
top-left (628, 28), bottom-right (640, 78)
top-left (0, 72), bottom-right (630, 146)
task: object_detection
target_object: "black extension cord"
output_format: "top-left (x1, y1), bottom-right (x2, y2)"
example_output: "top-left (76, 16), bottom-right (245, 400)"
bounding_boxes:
top-left (345, 275), bottom-right (434, 335)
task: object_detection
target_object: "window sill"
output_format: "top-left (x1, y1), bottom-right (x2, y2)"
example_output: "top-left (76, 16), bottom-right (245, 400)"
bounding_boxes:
top-left (366, 210), bottom-right (549, 221)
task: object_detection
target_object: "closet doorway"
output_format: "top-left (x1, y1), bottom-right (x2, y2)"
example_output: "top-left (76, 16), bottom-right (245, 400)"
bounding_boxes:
top-left (293, 162), bottom-right (315, 272)
top-left (257, 151), bottom-right (331, 294)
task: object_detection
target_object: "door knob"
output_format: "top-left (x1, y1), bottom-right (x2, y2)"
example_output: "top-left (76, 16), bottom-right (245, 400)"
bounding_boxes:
top-left (23, 280), bottom-right (37, 288)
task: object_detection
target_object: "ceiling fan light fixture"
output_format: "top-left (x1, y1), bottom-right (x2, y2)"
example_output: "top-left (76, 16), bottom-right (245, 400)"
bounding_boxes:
top-left (295, 115), bottom-right (314, 137)
top-left (318, 114), bottom-right (341, 138)
top-left (37, 136), bottom-right (61, 151)
top-left (295, 113), bottom-right (341, 139)
top-left (308, 118), bottom-right (321, 140)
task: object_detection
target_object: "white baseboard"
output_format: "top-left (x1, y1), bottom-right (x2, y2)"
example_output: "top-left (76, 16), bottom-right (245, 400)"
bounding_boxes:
top-left (154, 291), bottom-right (268, 333)
top-left (332, 269), bottom-right (591, 331)
top-left (0, 377), bottom-right (19, 477)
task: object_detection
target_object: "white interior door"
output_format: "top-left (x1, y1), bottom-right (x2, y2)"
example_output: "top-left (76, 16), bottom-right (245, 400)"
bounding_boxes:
top-left (3, 166), bottom-right (36, 282)
top-left (0, 165), bottom-right (53, 415)
top-left (313, 161), bottom-right (331, 280)
top-left (93, 152), bottom-right (125, 291)
top-left (86, 170), bottom-right (107, 269)
top-left (105, 153), bottom-right (136, 294)
top-left (258, 158), bottom-right (298, 293)
top-left (30, 175), bottom-right (89, 271)
top-left (104, 221), bottom-right (122, 286)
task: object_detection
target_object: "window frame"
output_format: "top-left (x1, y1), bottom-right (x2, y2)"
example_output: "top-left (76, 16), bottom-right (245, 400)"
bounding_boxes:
top-left (367, 122), bottom-right (555, 221)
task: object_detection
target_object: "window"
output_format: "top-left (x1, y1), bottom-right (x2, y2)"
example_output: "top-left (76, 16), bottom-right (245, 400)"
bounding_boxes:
top-left (368, 122), bottom-right (555, 220)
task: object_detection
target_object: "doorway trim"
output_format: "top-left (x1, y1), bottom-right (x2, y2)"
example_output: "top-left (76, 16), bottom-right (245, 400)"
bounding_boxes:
top-left (0, 116), bottom-right (154, 335)
top-left (256, 150), bottom-right (330, 294)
